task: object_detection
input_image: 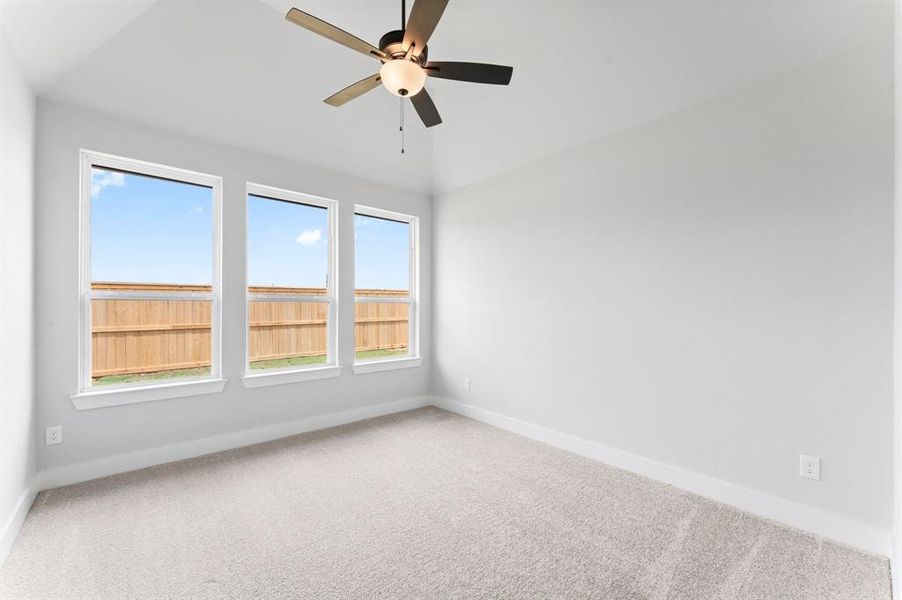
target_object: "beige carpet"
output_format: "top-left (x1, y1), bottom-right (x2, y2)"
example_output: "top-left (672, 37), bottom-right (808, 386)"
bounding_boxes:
top-left (0, 407), bottom-right (891, 599)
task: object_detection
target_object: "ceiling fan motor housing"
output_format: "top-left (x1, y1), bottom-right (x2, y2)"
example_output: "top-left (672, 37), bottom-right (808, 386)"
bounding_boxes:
top-left (379, 30), bottom-right (428, 64)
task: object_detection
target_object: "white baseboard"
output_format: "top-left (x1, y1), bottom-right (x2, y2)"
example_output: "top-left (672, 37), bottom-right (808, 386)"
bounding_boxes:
top-left (433, 396), bottom-right (891, 557)
top-left (0, 483), bottom-right (37, 565)
top-left (39, 396), bottom-right (431, 491)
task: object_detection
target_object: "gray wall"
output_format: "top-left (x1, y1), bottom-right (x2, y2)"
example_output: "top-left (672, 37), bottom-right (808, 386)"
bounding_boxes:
top-left (35, 100), bottom-right (432, 472)
top-left (433, 42), bottom-right (894, 529)
top-left (0, 28), bottom-right (37, 558)
top-left (893, 0), bottom-right (902, 588)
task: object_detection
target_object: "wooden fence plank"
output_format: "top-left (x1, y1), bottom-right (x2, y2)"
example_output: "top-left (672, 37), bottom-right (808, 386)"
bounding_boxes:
top-left (90, 283), bottom-right (409, 378)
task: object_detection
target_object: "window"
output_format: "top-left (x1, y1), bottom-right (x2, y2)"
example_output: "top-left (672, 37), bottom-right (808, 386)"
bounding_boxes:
top-left (75, 150), bottom-right (224, 408)
top-left (353, 206), bottom-right (420, 373)
top-left (243, 183), bottom-right (339, 386)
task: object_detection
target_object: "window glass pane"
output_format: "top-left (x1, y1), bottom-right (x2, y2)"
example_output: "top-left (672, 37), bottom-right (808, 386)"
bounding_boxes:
top-left (89, 165), bottom-right (216, 388)
top-left (354, 214), bottom-right (409, 294)
top-left (247, 194), bottom-right (331, 371)
top-left (248, 300), bottom-right (328, 370)
top-left (248, 194), bottom-right (328, 289)
top-left (91, 297), bottom-right (211, 385)
top-left (355, 298), bottom-right (409, 361)
top-left (90, 168), bottom-right (213, 285)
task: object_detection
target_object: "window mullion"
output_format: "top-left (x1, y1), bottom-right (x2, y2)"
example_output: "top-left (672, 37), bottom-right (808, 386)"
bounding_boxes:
top-left (354, 296), bottom-right (411, 304)
top-left (90, 291), bottom-right (215, 301)
top-left (247, 294), bottom-right (330, 303)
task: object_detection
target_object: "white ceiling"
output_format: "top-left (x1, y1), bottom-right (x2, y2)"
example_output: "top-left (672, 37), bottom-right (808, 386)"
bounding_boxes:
top-left (0, 0), bottom-right (893, 194)
top-left (0, 0), bottom-right (155, 93)
top-left (426, 0), bottom-right (893, 192)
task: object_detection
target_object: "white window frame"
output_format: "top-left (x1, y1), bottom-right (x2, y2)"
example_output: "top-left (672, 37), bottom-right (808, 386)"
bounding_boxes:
top-left (352, 205), bottom-right (421, 374)
top-left (242, 182), bottom-right (342, 388)
top-left (71, 150), bottom-right (225, 410)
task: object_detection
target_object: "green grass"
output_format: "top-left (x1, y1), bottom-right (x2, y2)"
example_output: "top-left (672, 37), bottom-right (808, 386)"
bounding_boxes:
top-left (249, 354), bottom-right (327, 371)
top-left (93, 367), bottom-right (210, 386)
top-left (92, 348), bottom-right (410, 385)
top-left (355, 348), bottom-right (408, 361)
top-left (250, 349), bottom-right (409, 369)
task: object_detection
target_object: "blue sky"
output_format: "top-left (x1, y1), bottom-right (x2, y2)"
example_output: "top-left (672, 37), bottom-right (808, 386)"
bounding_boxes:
top-left (247, 194), bottom-right (328, 288)
top-left (91, 168), bottom-right (213, 284)
top-left (354, 214), bottom-right (409, 291)
top-left (91, 169), bottom-right (410, 290)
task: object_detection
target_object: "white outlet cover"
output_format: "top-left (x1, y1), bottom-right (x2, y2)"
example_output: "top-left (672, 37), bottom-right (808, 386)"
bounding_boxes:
top-left (45, 425), bottom-right (62, 446)
top-left (799, 454), bottom-right (820, 480)
top-left (464, 377), bottom-right (471, 391)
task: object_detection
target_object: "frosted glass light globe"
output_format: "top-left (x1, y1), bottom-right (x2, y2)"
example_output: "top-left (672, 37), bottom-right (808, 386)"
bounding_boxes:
top-left (380, 59), bottom-right (426, 97)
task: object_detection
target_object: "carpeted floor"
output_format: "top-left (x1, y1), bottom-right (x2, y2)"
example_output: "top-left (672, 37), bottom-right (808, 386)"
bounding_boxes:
top-left (0, 407), bottom-right (891, 599)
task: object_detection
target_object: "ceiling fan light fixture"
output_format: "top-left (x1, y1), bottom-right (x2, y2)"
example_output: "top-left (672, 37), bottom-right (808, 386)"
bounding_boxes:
top-left (379, 59), bottom-right (426, 97)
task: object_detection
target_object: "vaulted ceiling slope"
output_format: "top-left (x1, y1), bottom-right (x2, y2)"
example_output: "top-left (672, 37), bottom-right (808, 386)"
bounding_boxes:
top-left (0, 0), bottom-right (892, 195)
top-left (2, 0), bottom-right (434, 193)
top-left (0, 0), bottom-right (155, 93)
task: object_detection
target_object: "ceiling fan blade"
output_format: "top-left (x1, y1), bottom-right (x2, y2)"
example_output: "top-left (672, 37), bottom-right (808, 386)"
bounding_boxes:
top-left (286, 8), bottom-right (386, 60)
top-left (424, 62), bottom-right (513, 85)
top-left (410, 88), bottom-right (442, 128)
top-left (403, 0), bottom-right (449, 57)
top-left (323, 73), bottom-right (382, 107)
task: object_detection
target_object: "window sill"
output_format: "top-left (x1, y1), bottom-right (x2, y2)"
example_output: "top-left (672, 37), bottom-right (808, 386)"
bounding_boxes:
top-left (71, 377), bottom-right (227, 410)
top-left (352, 357), bottom-right (422, 374)
top-left (242, 365), bottom-right (343, 388)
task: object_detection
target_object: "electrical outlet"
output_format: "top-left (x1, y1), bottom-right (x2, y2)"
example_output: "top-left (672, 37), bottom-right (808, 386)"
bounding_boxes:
top-left (45, 425), bottom-right (62, 446)
top-left (799, 454), bottom-right (820, 480)
top-left (464, 377), bottom-right (471, 391)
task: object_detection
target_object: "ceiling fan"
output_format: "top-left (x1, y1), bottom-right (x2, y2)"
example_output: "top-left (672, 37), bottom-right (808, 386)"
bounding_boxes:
top-left (285, 0), bottom-right (513, 128)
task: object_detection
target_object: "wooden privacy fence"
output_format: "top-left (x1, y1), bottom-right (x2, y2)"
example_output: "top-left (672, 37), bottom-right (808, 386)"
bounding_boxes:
top-left (90, 283), bottom-right (408, 378)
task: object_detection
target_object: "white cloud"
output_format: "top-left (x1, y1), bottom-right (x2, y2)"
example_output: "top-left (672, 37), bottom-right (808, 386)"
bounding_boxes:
top-left (296, 228), bottom-right (322, 247)
top-left (91, 170), bottom-right (126, 197)
top-left (187, 206), bottom-right (204, 215)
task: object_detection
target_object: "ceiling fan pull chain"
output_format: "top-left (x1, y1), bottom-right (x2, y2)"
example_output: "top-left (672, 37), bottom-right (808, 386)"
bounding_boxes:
top-left (400, 97), bottom-right (405, 154)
